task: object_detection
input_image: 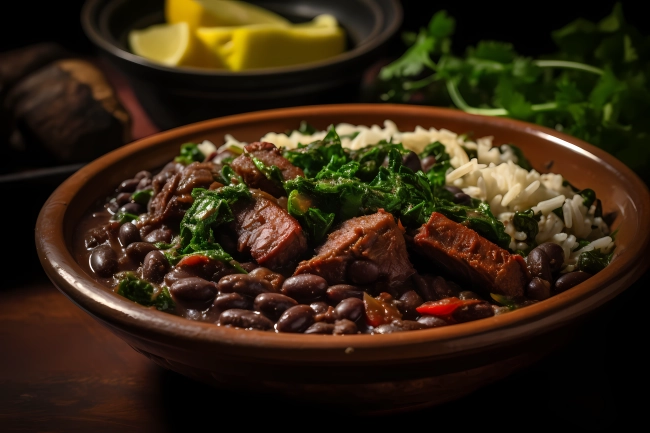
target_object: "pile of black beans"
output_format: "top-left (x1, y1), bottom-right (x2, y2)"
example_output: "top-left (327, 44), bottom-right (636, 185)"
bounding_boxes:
top-left (524, 242), bottom-right (592, 301)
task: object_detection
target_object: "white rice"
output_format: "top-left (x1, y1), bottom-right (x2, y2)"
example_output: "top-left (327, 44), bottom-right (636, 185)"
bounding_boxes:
top-left (205, 120), bottom-right (612, 271)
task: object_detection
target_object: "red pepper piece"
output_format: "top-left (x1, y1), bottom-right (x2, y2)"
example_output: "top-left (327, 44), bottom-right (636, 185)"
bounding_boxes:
top-left (416, 297), bottom-right (482, 316)
top-left (176, 254), bottom-right (211, 268)
top-left (363, 292), bottom-right (403, 327)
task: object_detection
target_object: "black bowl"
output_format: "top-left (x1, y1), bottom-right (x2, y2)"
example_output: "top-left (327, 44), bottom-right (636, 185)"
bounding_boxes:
top-left (81, 0), bottom-right (402, 130)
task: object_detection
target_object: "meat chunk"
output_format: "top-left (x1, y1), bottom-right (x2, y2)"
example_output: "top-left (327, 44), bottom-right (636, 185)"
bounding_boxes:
top-left (232, 190), bottom-right (307, 271)
top-left (413, 212), bottom-right (527, 297)
top-left (230, 141), bottom-right (304, 198)
top-left (294, 210), bottom-right (416, 289)
top-left (142, 161), bottom-right (220, 228)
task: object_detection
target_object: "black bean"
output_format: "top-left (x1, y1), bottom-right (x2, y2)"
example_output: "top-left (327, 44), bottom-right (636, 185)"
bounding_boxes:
top-left (239, 262), bottom-right (259, 273)
top-left (417, 315), bottom-right (450, 328)
top-left (432, 276), bottom-right (459, 299)
top-left (399, 320), bottom-right (427, 331)
top-left (373, 320), bottom-right (425, 334)
top-left (125, 242), bottom-right (158, 263)
top-left (118, 222), bottom-right (141, 247)
top-left (526, 248), bottom-right (553, 283)
top-left (143, 227), bottom-right (172, 243)
top-left (117, 178), bottom-right (139, 193)
top-left (554, 271), bottom-right (592, 293)
top-left (254, 293), bottom-right (298, 321)
top-left (453, 192), bottom-right (472, 206)
top-left (213, 293), bottom-right (252, 311)
top-left (120, 202), bottom-right (146, 215)
top-left (326, 284), bottom-right (363, 303)
top-left (281, 274), bottom-right (328, 302)
top-left (309, 301), bottom-right (329, 315)
top-left (89, 245), bottom-right (118, 278)
top-left (526, 277), bottom-right (551, 301)
top-left (142, 250), bottom-right (169, 284)
top-left (443, 185), bottom-right (463, 195)
top-left (535, 243), bottom-right (565, 275)
top-left (347, 260), bottom-right (379, 285)
top-left (170, 277), bottom-right (218, 310)
top-left (219, 309), bottom-right (274, 331)
top-left (164, 267), bottom-right (194, 287)
top-left (412, 274), bottom-right (438, 301)
top-left (452, 302), bottom-right (495, 323)
top-left (116, 192), bottom-right (131, 206)
top-left (304, 322), bottom-right (335, 335)
top-left (333, 319), bottom-right (358, 335)
top-left (133, 170), bottom-right (152, 181)
top-left (314, 306), bottom-right (337, 323)
top-left (334, 297), bottom-right (365, 322)
top-left (459, 291), bottom-right (481, 300)
top-left (372, 323), bottom-right (402, 334)
top-left (136, 177), bottom-right (152, 191)
top-left (421, 155), bottom-right (436, 173)
top-left (276, 305), bottom-right (315, 333)
top-left (248, 267), bottom-right (285, 291)
top-left (396, 290), bottom-right (423, 320)
top-left (402, 151), bottom-right (423, 172)
top-left (218, 274), bottom-right (275, 298)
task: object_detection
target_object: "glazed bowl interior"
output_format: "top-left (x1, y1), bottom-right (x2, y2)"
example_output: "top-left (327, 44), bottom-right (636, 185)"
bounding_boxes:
top-left (37, 104), bottom-right (650, 366)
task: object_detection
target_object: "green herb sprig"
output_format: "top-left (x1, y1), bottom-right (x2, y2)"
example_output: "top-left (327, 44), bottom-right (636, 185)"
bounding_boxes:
top-left (380, 3), bottom-right (650, 183)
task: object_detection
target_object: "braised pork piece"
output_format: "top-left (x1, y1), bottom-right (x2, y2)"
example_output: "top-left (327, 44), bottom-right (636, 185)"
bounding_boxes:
top-left (75, 130), bottom-right (610, 334)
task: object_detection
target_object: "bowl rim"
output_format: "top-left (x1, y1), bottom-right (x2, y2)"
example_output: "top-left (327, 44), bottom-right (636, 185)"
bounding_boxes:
top-left (35, 103), bottom-right (650, 359)
top-left (80, 0), bottom-right (403, 77)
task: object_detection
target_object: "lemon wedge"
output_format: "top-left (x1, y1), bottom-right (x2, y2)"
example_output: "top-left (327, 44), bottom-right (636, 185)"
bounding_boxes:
top-left (166, 0), bottom-right (289, 30)
top-left (129, 22), bottom-right (224, 68)
top-left (196, 15), bottom-right (345, 71)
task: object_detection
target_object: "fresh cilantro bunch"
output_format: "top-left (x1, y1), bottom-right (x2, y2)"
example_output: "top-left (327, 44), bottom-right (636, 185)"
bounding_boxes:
top-left (380, 3), bottom-right (650, 183)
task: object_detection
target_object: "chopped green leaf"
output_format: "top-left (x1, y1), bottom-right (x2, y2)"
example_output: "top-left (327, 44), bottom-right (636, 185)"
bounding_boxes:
top-left (250, 155), bottom-right (284, 186)
top-left (116, 272), bottom-right (174, 311)
top-left (175, 143), bottom-right (204, 165)
top-left (577, 249), bottom-right (613, 274)
top-left (111, 212), bottom-right (138, 224)
top-left (131, 189), bottom-right (153, 206)
top-left (513, 209), bottom-right (540, 246)
top-left (179, 184), bottom-right (250, 266)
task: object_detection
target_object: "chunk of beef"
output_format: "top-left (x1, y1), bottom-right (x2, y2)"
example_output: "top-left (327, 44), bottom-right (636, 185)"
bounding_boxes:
top-left (413, 212), bottom-right (527, 297)
top-left (230, 141), bottom-right (304, 198)
top-left (142, 161), bottom-right (220, 228)
top-left (294, 210), bottom-right (416, 289)
top-left (231, 190), bottom-right (307, 271)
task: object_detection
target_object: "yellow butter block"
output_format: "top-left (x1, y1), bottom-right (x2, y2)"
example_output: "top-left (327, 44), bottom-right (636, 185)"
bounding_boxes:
top-left (167, 0), bottom-right (289, 31)
top-left (196, 16), bottom-right (346, 71)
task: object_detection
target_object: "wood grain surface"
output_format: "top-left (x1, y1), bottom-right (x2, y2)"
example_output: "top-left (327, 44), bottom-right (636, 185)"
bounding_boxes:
top-left (1, 267), bottom-right (647, 432)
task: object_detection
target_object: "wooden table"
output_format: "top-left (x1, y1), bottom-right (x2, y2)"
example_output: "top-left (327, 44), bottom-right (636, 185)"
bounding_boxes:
top-left (1, 267), bottom-right (647, 432)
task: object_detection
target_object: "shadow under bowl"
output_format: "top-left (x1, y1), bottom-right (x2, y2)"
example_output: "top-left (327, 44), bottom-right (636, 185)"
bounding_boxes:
top-left (35, 104), bottom-right (650, 414)
top-left (81, 0), bottom-right (403, 130)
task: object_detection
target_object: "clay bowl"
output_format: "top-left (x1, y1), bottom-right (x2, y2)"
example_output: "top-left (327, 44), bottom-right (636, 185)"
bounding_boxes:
top-left (35, 104), bottom-right (650, 414)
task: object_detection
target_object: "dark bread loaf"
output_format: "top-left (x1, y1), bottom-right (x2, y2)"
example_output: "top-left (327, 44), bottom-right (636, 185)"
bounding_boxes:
top-left (3, 58), bottom-right (131, 164)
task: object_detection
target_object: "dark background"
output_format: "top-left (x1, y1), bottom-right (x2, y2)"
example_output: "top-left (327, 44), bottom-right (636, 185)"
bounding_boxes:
top-left (2, 1), bottom-right (647, 56)
top-left (1, 1), bottom-right (648, 431)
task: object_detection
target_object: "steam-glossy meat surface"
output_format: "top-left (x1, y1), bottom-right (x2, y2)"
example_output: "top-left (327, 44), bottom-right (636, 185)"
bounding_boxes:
top-left (413, 212), bottom-right (527, 297)
top-left (294, 210), bottom-right (415, 288)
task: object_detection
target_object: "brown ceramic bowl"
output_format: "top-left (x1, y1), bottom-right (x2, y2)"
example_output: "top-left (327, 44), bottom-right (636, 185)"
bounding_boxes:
top-left (35, 104), bottom-right (650, 414)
